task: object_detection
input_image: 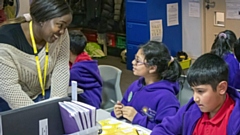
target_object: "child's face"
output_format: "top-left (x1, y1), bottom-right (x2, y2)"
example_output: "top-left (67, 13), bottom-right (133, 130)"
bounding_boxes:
top-left (132, 49), bottom-right (149, 77)
top-left (192, 82), bottom-right (227, 114)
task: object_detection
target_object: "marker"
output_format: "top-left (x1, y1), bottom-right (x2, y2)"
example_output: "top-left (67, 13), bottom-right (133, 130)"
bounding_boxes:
top-left (110, 99), bottom-right (116, 104)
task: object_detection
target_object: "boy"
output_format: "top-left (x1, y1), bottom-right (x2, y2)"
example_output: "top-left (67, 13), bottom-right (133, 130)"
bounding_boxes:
top-left (151, 53), bottom-right (240, 135)
top-left (69, 31), bottom-right (102, 108)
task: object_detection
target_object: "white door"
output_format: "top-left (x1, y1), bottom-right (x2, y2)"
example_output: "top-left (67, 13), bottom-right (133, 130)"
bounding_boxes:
top-left (204, 0), bottom-right (240, 53)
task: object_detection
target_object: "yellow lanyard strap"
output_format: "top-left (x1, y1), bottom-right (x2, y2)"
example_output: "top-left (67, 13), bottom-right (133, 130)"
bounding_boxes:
top-left (29, 21), bottom-right (49, 99)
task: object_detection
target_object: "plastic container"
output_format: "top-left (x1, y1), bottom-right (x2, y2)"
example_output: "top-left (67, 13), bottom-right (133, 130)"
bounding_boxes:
top-left (97, 33), bottom-right (107, 45)
top-left (107, 34), bottom-right (116, 47)
top-left (179, 58), bottom-right (191, 70)
top-left (0, 9), bottom-right (6, 23)
top-left (84, 33), bottom-right (97, 42)
top-left (116, 36), bottom-right (126, 49)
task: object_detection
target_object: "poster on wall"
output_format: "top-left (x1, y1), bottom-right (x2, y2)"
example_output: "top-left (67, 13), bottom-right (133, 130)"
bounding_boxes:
top-left (150, 19), bottom-right (163, 42)
top-left (167, 3), bottom-right (179, 26)
top-left (226, 2), bottom-right (240, 19)
top-left (225, 0), bottom-right (240, 2)
top-left (189, 2), bottom-right (200, 18)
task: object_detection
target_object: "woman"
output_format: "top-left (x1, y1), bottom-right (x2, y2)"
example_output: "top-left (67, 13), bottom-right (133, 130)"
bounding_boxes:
top-left (0, 0), bottom-right (72, 111)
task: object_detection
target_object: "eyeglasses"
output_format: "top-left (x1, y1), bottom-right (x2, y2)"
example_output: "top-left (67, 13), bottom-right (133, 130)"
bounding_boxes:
top-left (133, 58), bottom-right (146, 65)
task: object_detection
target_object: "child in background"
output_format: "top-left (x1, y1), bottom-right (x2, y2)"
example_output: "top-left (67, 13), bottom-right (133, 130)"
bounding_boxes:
top-left (69, 31), bottom-right (102, 108)
top-left (210, 30), bottom-right (240, 89)
top-left (234, 38), bottom-right (240, 62)
top-left (151, 53), bottom-right (240, 135)
top-left (233, 39), bottom-right (240, 89)
top-left (111, 41), bottom-right (182, 130)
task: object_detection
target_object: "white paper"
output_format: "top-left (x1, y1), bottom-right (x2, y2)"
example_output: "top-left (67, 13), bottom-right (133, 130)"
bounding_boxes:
top-left (189, 2), bottom-right (200, 18)
top-left (150, 20), bottom-right (163, 42)
top-left (226, 0), bottom-right (240, 2)
top-left (214, 12), bottom-right (225, 26)
top-left (226, 2), bottom-right (240, 19)
top-left (39, 119), bottom-right (48, 135)
top-left (71, 81), bottom-right (78, 101)
top-left (167, 3), bottom-right (179, 26)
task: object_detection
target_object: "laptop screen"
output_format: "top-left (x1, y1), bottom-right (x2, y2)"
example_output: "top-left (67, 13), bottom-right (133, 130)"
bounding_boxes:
top-left (0, 97), bottom-right (71, 135)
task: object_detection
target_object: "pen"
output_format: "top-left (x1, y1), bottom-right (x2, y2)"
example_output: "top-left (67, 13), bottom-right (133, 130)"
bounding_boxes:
top-left (110, 99), bottom-right (117, 104)
top-left (135, 129), bottom-right (140, 135)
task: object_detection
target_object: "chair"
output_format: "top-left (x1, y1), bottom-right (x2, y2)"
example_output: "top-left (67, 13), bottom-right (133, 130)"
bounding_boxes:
top-left (177, 75), bottom-right (193, 106)
top-left (98, 65), bottom-right (123, 112)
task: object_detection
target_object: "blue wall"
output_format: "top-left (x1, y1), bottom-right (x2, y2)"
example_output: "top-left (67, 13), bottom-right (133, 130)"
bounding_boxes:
top-left (126, 0), bottom-right (182, 70)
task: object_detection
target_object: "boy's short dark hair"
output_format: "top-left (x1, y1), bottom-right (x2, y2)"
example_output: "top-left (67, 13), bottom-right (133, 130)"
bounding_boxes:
top-left (69, 30), bottom-right (87, 55)
top-left (187, 53), bottom-right (228, 91)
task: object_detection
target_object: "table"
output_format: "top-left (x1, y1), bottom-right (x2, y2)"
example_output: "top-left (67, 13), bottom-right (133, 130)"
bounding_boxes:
top-left (96, 109), bottom-right (152, 134)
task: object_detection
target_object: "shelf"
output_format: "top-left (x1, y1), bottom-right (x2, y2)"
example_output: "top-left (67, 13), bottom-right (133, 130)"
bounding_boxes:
top-left (73, 12), bottom-right (86, 15)
top-left (67, 27), bottom-right (126, 36)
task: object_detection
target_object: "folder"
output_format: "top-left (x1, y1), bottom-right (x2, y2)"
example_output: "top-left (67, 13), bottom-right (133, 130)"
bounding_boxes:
top-left (63, 101), bottom-right (91, 129)
top-left (59, 101), bottom-right (97, 134)
top-left (72, 101), bottom-right (96, 127)
top-left (58, 102), bottom-right (81, 134)
top-left (63, 101), bottom-right (87, 130)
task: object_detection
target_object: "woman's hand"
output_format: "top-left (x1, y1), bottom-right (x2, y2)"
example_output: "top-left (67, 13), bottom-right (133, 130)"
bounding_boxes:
top-left (121, 106), bottom-right (137, 122)
top-left (113, 101), bottom-right (124, 118)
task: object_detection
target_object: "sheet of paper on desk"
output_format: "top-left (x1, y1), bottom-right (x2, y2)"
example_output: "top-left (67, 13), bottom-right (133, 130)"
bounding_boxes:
top-left (99, 118), bottom-right (151, 135)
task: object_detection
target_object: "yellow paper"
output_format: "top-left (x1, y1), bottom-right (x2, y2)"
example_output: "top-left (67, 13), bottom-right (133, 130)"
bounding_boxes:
top-left (99, 118), bottom-right (149, 135)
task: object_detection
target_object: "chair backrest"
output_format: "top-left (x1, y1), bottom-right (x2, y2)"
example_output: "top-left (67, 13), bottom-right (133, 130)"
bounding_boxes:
top-left (178, 75), bottom-right (193, 106)
top-left (98, 65), bottom-right (122, 112)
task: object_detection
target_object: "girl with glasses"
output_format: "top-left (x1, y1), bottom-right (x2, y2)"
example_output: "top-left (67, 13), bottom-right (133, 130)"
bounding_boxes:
top-left (111, 41), bottom-right (182, 130)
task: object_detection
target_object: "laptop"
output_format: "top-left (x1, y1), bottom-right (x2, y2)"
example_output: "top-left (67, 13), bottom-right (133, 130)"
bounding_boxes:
top-left (0, 97), bottom-right (71, 135)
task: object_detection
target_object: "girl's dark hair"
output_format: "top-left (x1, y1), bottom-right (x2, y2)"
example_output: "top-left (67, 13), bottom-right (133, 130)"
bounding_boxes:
top-left (141, 41), bottom-right (182, 82)
top-left (69, 31), bottom-right (87, 55)
top-left (30, 0), bottom-right (72, 22)
top-left (211, 30), bottom-right (237, 57)
top-left (234, 38), bottom-right (240, 62)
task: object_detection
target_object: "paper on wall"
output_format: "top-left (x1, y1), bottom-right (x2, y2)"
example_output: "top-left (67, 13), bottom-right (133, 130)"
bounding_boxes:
top-left (150, 19), bottom-right (163, 42)
top-left (226, 0), bottom-right (240, 2)
top-left (167, 3), bottom-right (179, 26)
top-left (226, 2), bottom-right (240, 19)
top-left (189, 2), bottom-right (200, 18)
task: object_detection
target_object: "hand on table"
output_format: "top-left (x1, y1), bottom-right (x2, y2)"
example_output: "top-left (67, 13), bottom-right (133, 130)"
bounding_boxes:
top-left (121, 106), bottom-right (137, 122)
top-left (113, 101), bottom-right (124, 118)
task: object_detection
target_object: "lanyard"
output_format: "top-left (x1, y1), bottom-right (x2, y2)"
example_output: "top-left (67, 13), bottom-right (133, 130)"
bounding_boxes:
top-left (29, 21), bottom-right (49, 99)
